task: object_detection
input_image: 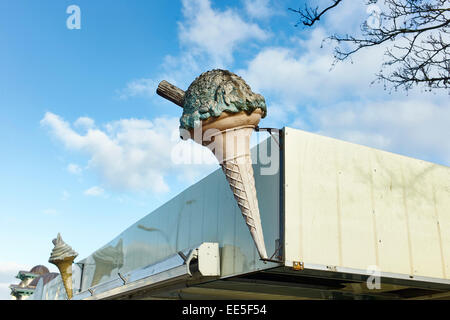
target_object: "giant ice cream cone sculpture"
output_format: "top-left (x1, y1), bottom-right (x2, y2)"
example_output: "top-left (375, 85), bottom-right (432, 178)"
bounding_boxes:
top-left (48, 233), bottom-right (78, 299)
top-left (157, 69), bottom-right (268, 259)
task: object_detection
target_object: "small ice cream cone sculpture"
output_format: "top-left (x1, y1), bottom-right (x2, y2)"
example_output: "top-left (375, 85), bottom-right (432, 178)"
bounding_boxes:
top-left (157, 69), bottom-right (268, 259)
top-left (48, 233), bottom-right (78, 299)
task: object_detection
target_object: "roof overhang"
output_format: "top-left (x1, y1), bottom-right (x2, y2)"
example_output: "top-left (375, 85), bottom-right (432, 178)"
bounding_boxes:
top-left (72, 242), bottom-right (220, 300)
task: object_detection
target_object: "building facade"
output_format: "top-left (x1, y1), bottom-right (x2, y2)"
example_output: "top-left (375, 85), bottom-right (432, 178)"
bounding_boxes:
top-left (9, 265), bottom-right (58, 300)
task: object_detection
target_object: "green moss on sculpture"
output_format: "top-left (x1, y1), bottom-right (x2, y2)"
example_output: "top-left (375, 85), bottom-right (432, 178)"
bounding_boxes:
top-left (180, 69), bottom-right (267, 129)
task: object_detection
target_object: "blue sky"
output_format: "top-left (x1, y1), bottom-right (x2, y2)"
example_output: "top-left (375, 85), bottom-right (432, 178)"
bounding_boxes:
top-left (1, 0), bottom-right (449, 299)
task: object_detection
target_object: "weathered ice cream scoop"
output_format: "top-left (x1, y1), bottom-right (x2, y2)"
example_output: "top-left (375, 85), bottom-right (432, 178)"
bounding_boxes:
top-left (180, 69), bottom-right (266, 131)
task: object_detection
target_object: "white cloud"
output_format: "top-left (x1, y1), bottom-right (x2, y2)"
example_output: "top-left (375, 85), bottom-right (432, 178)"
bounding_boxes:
top-left (239, 27), bottom-right (388, 107)
top-left (318, 0), bottom-right (368, 34)
top-left (179, 0), bottom-right (269, 67)
top-left (74, 117), bottom-right (95, 129)
top-left (41, 112), bottom-right (217, 194)
top-left (244, 0), bottom-right (274, 19)
top-left (67, 163), bottom-right (82, 175)
top-left (307, 98), bottom-right (450, 165)
top-left (118, 0), bottom-right (271, 99)
top-left (84, 186), bottom-right (105, 197)
top-left (118, 78), bottom-right (157, 100)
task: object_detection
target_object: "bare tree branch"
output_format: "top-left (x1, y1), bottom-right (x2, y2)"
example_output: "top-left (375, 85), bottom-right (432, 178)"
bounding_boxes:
top-left (289, 0), bottom-right (342, 27)
top-left (289, 0), bottom-right (450, 91)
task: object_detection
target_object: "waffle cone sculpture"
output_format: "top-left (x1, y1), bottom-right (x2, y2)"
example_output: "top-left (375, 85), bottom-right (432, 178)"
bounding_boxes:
top-left (48, 233), bottom-right (78, 299)
top-left (157, 69), bottom-right (268, 259)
